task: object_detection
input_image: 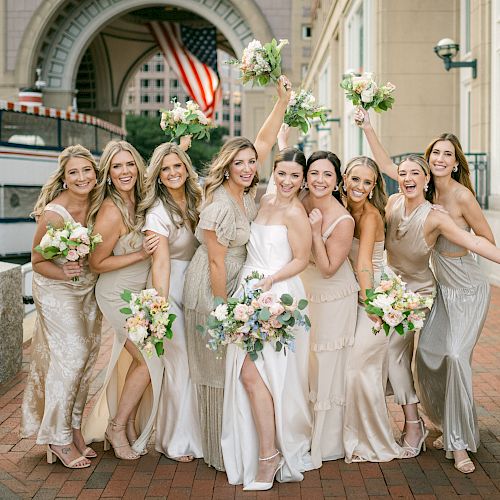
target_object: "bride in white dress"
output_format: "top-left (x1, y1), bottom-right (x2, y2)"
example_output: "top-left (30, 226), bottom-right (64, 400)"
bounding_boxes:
top-left (221, 148), bottom-right (313, 490)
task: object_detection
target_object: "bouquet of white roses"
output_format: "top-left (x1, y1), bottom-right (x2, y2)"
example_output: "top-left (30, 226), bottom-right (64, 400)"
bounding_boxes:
top-left (198, 271), bottom-right (310, 361)
top-left (226, 39), bottom-right (288, 87)
top-left (365, 273), bottom-right (434, 336)
top-left (35, 221), bottom-right (102, 281)
top-left (340, 72), bottom-right (396, 113)
top-left (160, 99), bottom-right (212, 141)
top-left (284, 89), bottom-right (327, 134)
top-left (120, 288), bottom-right (176, 357)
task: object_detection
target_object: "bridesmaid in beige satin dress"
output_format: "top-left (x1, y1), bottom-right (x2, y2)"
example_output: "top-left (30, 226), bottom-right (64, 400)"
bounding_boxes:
top-left (299, 151), bottom-right (358, 467)
top-left (183, 76), bottom-right (292, 471)
top-left (356, 107), bottom-right (497, 473)
top-left (82, 141), bottom-right (159, 460)
top-left (341, 156), bottom-right (409, 463)
top-left (139, 141), bottom-right (203, 462)
top-left (384, 156), bottom-right (436, 457)
top-left (21, 145), bottom-right (102, 469)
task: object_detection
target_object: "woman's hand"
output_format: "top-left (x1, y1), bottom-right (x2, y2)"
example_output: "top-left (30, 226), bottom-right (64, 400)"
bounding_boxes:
top-left (277, 123), bottom-right (290, 151)
top-left (62, 260), bottom-right (83, 280)
top-left (308, 208), bottom-right (323, 237)
top-left (141, 234), bottom-right (160, 258)
top-left (179, 135), bottom-right (192, 151)
top-left (367, 312), bottom-right (382, 327)
top-left (277, 75), bottom-right (292, 103)
top-left (354, 106), bottom-right (371, 128)
top-left (254, 276), bottom-right (274, 292)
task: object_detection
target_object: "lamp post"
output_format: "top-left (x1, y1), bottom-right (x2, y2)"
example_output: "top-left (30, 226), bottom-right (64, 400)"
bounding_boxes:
top-left (433, 38), bottom-right (477, 79)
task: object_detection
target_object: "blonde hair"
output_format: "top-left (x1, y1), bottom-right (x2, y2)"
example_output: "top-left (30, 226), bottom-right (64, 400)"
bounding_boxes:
top-left (88, 141), bottom-right (146, 233)
top-left (203, 137), bottom-right (259, 205)
top-left (32, 144), bottom-right (97, 220)
top-left (138, 143), bottom-right (202, 230)
top-left (340, 156), bottom-right (388, 220)
top-left (398, 155), bottom-right (430, 176)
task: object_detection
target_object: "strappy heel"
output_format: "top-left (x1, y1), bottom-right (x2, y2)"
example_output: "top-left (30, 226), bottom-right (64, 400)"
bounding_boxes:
top-left (126, 419), bottom-right (147, 456)
top-left (433, 435), bottom-right (444, 449)
top-left (454, 457), bottom-right (475, 474)
top-left (47, 445), bottom-right (90, 469)
top-left (400, 418), bottom-right (429, 458)
top-left (243, 450), bottom-right (284, 491)
top-left (104, 420), bottom-right (140, 460)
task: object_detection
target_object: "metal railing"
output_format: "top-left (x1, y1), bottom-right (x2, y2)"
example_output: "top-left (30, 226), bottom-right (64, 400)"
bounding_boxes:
top-left (389, 153), bottom-right (489, 209)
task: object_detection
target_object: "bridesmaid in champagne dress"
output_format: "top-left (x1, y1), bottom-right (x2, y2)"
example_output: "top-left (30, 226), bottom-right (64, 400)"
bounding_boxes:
top-left (355, 107), bottom-right (496, 473)
top-left (299, 151), bottom-right (358, 467)
top-left (183, 77), bottom-right (292, 470)
top-left (222, 148), bottom-right (313, 491)
top-left (341, 157), bottom-right (408, 463)
top-left (139, 141), bottom-right (203, 461)
top-left (82, 141), bottom-right (159, 459)
top-left (21, 145), bottom-right (102, 469)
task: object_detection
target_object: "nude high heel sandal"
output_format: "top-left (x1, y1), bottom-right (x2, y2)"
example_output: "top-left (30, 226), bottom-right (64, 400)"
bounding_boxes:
top-left (400, 418), bottom-right (429, 458)
top-left (47, 445), bottom-right (90, 469)
top-left (104, 420), bottom-right (140, 460)
top-left (243, 450), bottom-right (285, 491)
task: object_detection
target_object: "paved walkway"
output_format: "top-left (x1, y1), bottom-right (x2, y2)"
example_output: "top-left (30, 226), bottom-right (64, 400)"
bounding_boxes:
top-left (1, 288), bottom-right (500, 499)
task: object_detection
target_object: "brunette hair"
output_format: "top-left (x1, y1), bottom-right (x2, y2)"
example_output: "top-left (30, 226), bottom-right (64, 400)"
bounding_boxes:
top-left (306, 150), bottom-right (342, 201)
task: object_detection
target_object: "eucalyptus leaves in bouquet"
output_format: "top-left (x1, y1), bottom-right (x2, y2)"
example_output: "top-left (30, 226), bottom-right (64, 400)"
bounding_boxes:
top-left (284, 89), bottom-right (327, 134)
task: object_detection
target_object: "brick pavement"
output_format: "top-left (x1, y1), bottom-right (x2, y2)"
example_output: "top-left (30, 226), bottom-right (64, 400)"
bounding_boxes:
top-left (1, 288), bottom-right (499, 499)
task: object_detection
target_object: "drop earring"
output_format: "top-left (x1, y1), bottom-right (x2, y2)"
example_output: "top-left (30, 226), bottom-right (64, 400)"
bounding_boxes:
top-left (424, 183), bottom-right (429, 192)
top-left (369, 190), bottom-right (374, 200)
top-left (224, 170), bottom-right (230, 180)
top-left (107, 177), bottom-right (112, 186)
top-left (342, 184), bottom-right (347, 193)
top-left (453, 165), bottom-right (458, 173)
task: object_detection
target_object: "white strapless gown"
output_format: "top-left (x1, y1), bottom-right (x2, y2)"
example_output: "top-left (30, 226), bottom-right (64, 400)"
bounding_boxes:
top-left (221, 223), bottom-right (313, 486)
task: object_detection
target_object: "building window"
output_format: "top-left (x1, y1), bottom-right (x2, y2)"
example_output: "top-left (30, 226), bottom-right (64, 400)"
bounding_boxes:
top-left (235, 129), bottom-right (241, 136)
top-left (170, 79), bottom-right (179, 89)
top-left (223, 98), bottom-right (230, 106)
top-left (215, 111), bottom-right (219, 120)
top-left (234, 114), bottom-right (241, 122)
top-left (128, 95), bottom-right (134, 104)
top-left (141, 79), bottom-right (150, 88)
top-left (156, 79), bottom-right (164, 88)
top-left (142, 63), bottom-right (149, 72)
top-left (301, 64), bottom-right (308, 79)
top-left (223, 113), bottom-right (230, 121)
top-left (156, 94), bottom-right (164, 103)
top-left (302, 25), bottom-right (312, 39)
top-left (156, 63), bottom-right (164, 72)
top-left (141, 94), bottom-right (150, 103)
top-left (141, 110), bottom-right (149, 116)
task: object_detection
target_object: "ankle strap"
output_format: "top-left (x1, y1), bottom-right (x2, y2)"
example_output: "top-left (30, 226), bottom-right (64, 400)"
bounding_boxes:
top-left (258, 450), bottom-right (280, 461)
top-left (109, 419), bottom-right (126, 429)
top-left (406, 418), bottom-right (422, 424)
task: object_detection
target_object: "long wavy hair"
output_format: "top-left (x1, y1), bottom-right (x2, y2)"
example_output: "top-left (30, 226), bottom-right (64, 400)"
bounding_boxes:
top-left (306, 150), bottom-right (342, 202)
top-left (424, 133), bottom-right (474, 201)
top-left (88, 141), bottom-right (146, 233)
top-left (138, 143), bottom-right (202, 231)
top-left (32, 144), bottom-right (97, 221)
top-left (340, 156), bottom-right (388, 220)
top-left (203, 137), bottom-right (259, 205)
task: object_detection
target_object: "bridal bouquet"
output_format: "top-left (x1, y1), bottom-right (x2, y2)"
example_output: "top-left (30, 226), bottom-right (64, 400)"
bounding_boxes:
top-left (120, 288), bottom-right (176, 357)
top-left (35, 221), bottom-right (102, 281)
top-left (199, 271), bottom-right (310, 361)
top-left (340, 72), bottom-right (396, 113)
top-left (365, 273), bottom-right (434, 336)
top-left (160, 99), bottom-right (212, 141)
top-left (226, 39), bottom-right (288, 86)
top-left (284, 89), bottom-right (327, 134)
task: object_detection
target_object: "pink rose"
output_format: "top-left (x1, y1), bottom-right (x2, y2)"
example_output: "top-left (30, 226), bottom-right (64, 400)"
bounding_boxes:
top-left (376, 280), bottom-right (393, 293)
top-left (269, 302), bottom-right (285, 316)
top-left (258, 292), bottom-right (276, 308)
top-left (233, 304), bottom-right (250, 322)
top-left (270, 318), bottom-right (281, 329)
top-left (77, 243), bottom-right (90, 256)
top-left (66, 249), bottom-right (79, 261)
top-left (383, 310), bottom-right (404, 328)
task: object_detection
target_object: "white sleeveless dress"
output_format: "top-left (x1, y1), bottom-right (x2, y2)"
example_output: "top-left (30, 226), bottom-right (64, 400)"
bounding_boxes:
top-left (221, 222), bottom-right (313, 486)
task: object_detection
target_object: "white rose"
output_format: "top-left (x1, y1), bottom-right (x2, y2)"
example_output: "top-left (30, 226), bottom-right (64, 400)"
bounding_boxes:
top-left (247, 39), bottom-right (262, 51)
top-left (129, 325), bottom-right (148, 343)
top-left (371, 294), bottom-right (395, 310)
top-left (361, 88), bottom-right (375, 103)
top-left (59, 229), bottom-right (70, 239)
top-left (40, 233), bottom-right (53, 249)
top-left (69, 226), bottom-right (88, 241)
top-left (212, 303), bottom-right (228, 321)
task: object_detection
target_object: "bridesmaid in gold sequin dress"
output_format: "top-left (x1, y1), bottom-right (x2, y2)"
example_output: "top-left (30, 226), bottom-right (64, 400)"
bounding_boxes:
top-left (82, 141), bottom-right (159, 460)
top-left (21, 145), bottom-right (102, 469)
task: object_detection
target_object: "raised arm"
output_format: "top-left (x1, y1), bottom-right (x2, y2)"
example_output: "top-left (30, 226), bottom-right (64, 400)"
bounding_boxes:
top-left (277, 123), bottom-right (290, 151)
top-left (354, 107), bottom-right (398, 180)
top-left (253, 75), bottom-right (292, 166)
top-left (309, 209), bottom-right (354, 278)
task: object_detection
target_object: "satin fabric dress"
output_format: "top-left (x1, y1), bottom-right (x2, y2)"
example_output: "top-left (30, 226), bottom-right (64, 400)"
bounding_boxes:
top-left (183, 186), bottom-right (257, 470)
top-left (21, 203), bottom-right (102, 445)
top-left (416, 233), bottom-right (490, 453)
top-left (385, 194), bottom-right (436, 405)
top-left (142, 201), bottom-right (203, 459)
top-left (343, 238), bottom-right (405, 462)
top-left (221, 223), bottom-right (313, 486)
top-left (82, 232), bottom-right (157, 455)
top-left (300, 214), bottom-right (359, 467)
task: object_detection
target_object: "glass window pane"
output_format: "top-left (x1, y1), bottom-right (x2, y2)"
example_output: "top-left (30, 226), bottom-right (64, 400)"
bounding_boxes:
top-left (1, 111), bottom-right (58, 147)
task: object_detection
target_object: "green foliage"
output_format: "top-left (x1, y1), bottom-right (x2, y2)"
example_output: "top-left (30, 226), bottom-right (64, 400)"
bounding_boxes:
top-left (125, 114), bottom-right (228, 174)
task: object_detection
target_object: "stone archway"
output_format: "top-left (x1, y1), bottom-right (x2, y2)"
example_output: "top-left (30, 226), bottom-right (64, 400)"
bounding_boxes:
top-left (15, 0), bottom-right (274, 107)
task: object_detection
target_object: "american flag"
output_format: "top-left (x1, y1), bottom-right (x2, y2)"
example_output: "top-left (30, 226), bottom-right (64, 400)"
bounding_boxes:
top-left (149, 21), bottom-right (221, 118)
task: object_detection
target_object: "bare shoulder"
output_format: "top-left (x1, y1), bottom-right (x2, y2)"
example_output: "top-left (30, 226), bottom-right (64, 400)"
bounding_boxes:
top-left (97, 198), bottom-right (121, 221)
top-left (38, 209), bottom-right (64, 228)
top-left (259, 193), bottom-right (273, 207)
top-left (285, 199), bottom-right (308, 224)
top-left (455, 184), bottom-right (478, 205)
top-left (360, 205), bottom-right (383, 230)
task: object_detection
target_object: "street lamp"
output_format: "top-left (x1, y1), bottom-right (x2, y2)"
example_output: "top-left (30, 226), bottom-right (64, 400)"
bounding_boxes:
top-left (433, 38), bottom-right (477, 79)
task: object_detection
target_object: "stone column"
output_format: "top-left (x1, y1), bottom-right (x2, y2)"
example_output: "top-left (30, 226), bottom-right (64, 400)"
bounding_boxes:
top-left (0, 262), bottom-right (23, 384)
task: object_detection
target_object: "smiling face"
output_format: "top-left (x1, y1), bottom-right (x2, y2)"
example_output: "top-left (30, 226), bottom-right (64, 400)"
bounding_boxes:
top-left (109, 150), bottom-right (138, 193)
top-left (398, 160), bottom-right (429, 200)
top-left (228, 147), bottom-right (257, 188)
top-left (274, 160), bottom-right (304, 198)
top-left (159, 153), bottom-right (188, 192)
top-left (344, 165), bottom-right (376, 203)
top-left (428, 140), bottom-right (458, 178)
top-left (63, 157), bottom-right (96, 195)
top-left (307, 158), bottom-right (338, 198)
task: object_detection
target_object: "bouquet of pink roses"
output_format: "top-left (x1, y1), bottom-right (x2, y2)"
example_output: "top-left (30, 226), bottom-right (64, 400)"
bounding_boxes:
top-left (365, 273), bottom-right (434, 336)
top-left (35, 221), bottom-right (102, 281)
top-left (340, 72), bottom-right (395, 113)
top-left (120, 288), bottom-right (176, 357)
top-left (198, 271), bottom-right (310, 361)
